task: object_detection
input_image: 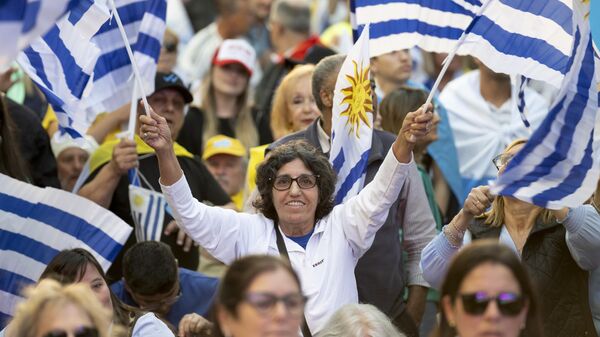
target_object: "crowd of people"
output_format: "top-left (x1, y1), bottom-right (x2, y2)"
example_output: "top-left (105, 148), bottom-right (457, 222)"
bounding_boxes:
top-left (1, 0), bottom-right (600, 337)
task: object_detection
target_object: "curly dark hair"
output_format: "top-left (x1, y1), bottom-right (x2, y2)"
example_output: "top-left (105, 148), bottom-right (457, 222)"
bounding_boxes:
top-left (253, 140), bottom-right (336, 224)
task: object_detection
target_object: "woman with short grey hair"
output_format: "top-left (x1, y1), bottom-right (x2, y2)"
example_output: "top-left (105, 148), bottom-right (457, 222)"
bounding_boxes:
top-left (318, 304), bottom-right (406, 337)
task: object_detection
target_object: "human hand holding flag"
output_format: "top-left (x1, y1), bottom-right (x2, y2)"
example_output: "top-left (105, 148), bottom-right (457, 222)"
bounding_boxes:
top-left (392, 103), bottom-right (434, 163)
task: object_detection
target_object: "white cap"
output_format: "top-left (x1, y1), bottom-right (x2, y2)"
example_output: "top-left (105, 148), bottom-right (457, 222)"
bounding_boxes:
top-left (50, 133), bottom-right (99, 158)
top-left (212, 39), bottom-right (257, 75)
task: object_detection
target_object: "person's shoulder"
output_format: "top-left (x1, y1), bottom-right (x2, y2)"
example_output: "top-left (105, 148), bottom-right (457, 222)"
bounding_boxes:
top-left (373, 128), bottom-right (396, 145)
top-left (178, 268), bottom-right (219, 287)
top-left (268, 129), bottom-right (310, 151)
top-left (441, 70), bottom-right (478, 94)
top-left (132, 313), bottom-right (174, 337)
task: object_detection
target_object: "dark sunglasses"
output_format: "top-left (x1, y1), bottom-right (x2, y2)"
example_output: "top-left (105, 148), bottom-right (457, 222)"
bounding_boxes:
top-left (460, 292), bottom-right (526, 316)
top-left (271, 174), bottom-right (319, 191)
top-left (43, 327), bottom-right (99, 337)
top-left (492, 153), bottom-right (515, 170)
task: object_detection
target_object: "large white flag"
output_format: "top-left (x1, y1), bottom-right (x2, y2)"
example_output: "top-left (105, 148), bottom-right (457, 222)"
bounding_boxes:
top-left (330, 24), bottom-right (373, 204)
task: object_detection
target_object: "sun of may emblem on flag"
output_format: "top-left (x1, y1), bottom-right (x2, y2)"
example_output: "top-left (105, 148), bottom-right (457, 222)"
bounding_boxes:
top-left (340, 60), bottom-right (373, 137)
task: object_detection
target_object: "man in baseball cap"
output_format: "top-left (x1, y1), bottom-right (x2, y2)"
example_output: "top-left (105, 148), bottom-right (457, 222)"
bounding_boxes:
top-left (202, 135), bottom-right (247, 211)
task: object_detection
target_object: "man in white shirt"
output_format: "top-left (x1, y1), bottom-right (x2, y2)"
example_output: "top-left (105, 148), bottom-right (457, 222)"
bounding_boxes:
top-left (439, 61), bottom-right (549, 199)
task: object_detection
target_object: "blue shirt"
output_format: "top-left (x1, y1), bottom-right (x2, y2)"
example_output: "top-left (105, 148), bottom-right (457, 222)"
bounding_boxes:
top-left (111, 268), bottom-right (219, 327)
top-left (287, 229), bottom-right (314, 250)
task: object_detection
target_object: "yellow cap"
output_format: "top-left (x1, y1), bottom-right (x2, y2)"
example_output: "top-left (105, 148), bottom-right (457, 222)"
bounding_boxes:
top-left (202, 135), bottom-right (247, 160)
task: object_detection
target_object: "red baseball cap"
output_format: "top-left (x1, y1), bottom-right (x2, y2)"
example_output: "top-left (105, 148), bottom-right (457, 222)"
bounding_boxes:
top-left (212, 39), bottom-right (256, 76)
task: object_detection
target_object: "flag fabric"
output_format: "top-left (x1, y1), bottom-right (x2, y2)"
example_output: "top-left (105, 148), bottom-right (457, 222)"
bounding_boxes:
top-left (128, 184), bottom-right (166, 242)
top-left (0, 0), bottom-right (94, 68)
top-left (492, 0), bottom-right (600, 209)
top-left (16, 0), bottom-right (166, 138)
top-left (353, 0), bottom-right (574, 88)
top-left (330, 24), bottom-right (373, 204)
top-left (0, 173), bottom-right (132, 327)
top-left (17, 0), bottom-right (110, 138)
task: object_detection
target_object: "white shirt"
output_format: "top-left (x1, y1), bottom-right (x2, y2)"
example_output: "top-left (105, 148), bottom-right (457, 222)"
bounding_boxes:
top-left (161, 150), bottom-right (412, 334)
top-left (132, 313), bottom-right (174, 337)
top-left (179, 22), bottom-right (222, 84)
top-left (440, 70), bottom-right (549, 184)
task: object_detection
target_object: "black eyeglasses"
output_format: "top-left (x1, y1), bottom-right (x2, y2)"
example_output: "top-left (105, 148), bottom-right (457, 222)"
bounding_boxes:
top-left (492, 153), bottom-right (515, 170)
top-left (460, 292), bottom-right (526, 316)
top-left (43, 327), bottom-right (99, 337)
top-left (271, 174), bottom-right (319, 191)
top-left (245, 292), bottom-right (307, 316)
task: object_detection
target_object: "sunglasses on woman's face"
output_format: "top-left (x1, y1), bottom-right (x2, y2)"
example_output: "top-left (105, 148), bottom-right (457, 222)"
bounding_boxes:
top-left (42, 327), bottom-right (98, 337)
top-left (459, 292), bottom-right (526, 316)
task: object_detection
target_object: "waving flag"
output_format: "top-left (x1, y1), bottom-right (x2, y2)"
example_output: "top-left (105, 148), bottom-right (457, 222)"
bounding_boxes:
top-left (0, 0), bottom-right (95, 67)
top-left (492, 0), bottom-right (600, 209)
top-left (330, 24), bottom-right (373, 204)
top-left (16, 0), bottom-right (166, 138)
top-left (0, 173), bottom-right (132, 327)
top-left (353, 0), bottom-right (574, 88)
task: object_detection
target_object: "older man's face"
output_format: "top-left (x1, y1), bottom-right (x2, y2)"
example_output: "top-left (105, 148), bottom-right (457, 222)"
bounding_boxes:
top-left (205, 154), bottom-right (246, 196)
top-left (57, 147), bottom-right (89, 191)
top-left (147, 88), bottom-right (185, 140)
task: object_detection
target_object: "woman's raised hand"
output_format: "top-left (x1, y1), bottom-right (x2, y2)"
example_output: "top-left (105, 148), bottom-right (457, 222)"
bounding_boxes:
top-left (392, 103), bottom-right (434, 163)
top-left (463, 186), bottom-right (495, 217)
top-left (139, 108), bottom-right (172, 153)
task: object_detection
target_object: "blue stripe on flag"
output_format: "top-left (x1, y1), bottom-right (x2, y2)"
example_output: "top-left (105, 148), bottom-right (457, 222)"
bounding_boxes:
top-left (1, 312), bottom-right (12, 328)
top-left (0, 193), bottom-right (124, 262)
top-left (21, 0), bottom-right (41, 33)
top-left (358, 0), bottom-right (471, 15)
top-left (67, 0), bottom-right (94, 25)
top-left (136, 32), bottom-right (162, 61)
top-left (0, 268), bottom-right (36, 298)
top-left (501, 0), bottom-right (572, 34)
top-left (468, 16), bottom-right (569, 73)
top-left (335, 149), bottom-right (371, 204)
top-left (0, 0), bottom-right (26, 21)
top-left (23, 47), bottom-right (53, 91)
top-left (0, 229), bottom-right (59, 266)
top-left (97, 1), bottom-right (148, 33)
top-left (43, 26), bottom-right (91, 97)
top-left (144, 195), bottom-right (155, 241)
top-left (367, 19), bottom-right (465, 40)
top-left (532, 133), bottom-right (594, 206)
top-left (332, 148), bottom-right (345, 173)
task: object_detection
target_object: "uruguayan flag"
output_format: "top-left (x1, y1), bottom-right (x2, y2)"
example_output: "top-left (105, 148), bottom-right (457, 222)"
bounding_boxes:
top-left (353, 0), bottom-right (574, 88)
top-left (492, 0), bottom-right (600, 209)
top-left (0, 173), bottom-right (132, 327)
top-left (330, 24), bottom-right (373, 204)
top-left (16, 0), bottom-right (166, 138)
top-left (128, 183), bottom-right (165, 242)
top-left (83, 0), bottom-right (166, 115)
top-left (0, 0), bottom-right (95, 68)
top-left (17, 0), bottom-right (110, 138)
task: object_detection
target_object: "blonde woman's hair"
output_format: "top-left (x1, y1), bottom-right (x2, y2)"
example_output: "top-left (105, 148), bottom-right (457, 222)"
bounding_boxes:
top-left (7, 279), bottom-right (112, 337)
top-left (270, 64), bottom-right (316, 140)
top-left (199, 68), bottom-right (258, 149)
top-left (481, 138), bottom-right (555, 227)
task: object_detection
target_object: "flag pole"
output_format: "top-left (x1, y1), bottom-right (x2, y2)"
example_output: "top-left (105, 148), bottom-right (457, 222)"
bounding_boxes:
top-left (423, 0), bottom-right (494, 109)
top-left (108, 0), bottom-right (152, 116)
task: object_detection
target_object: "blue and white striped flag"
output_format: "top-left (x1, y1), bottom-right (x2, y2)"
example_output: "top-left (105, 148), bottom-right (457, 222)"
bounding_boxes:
top-left (492, 0), bottom-right (600, 209)
top-left (0, 173), bottom-right (132, 327)
top-left (128, 184), bottom-right (166, 242)
top-left (16, 0), bottom-right (166, 138)
top-left (17, 0), bottom-right (110, 138)
top-left (0, 0), bottom-right (94, 68)
top-left (353, 0), bottom-right (574, 88)
top-left (330, 24), bottom-right (373, 205)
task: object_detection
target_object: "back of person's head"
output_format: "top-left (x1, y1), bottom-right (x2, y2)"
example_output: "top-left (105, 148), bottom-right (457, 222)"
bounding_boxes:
top-left (122, 241), bottom-right (178, 296)
top-left (270, 0), bottom-right (311, 34)
top-left (7, 279), bottom-right (111, 337)
top-left (0, 95), bottom-right (30, 182)
top-left (213, 255), bottom-right (301, 336)
top-left (379, 87), bottom-right (430, 134)
top-left (312, 54), bottom-right (345, 112)
top-left (435, 240), bottom-right (543, 337)
top-left (318, 303), bottom-right (406, 337)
